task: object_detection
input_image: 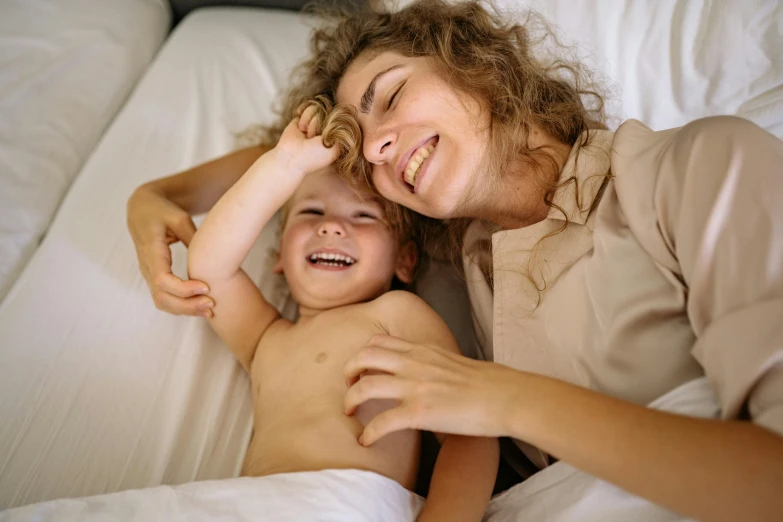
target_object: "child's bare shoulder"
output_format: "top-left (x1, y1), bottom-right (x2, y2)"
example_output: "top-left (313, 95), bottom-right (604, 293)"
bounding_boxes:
top-left (372, 290), bottom-right (434, 318)
top-left (371, 291), bottom-right (459, 352)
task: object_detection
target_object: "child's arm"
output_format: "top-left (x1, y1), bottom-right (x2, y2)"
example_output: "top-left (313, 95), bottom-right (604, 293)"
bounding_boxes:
top-left (188, 116), bottom-right (338, 371)
top-left (418, 435), bottom-right (499, 522)
top-left (377, 292), bottom-right (499, 521)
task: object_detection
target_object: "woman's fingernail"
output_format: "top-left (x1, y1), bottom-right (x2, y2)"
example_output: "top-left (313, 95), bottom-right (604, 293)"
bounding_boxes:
top-left (195, 287), bottom-right (209, 295)
top-left (199, 310), bottom-right (213, 318)
top-left (199, 301), bottom-right (214, 310)
top-left (358, 435), bottom-right (364, 446)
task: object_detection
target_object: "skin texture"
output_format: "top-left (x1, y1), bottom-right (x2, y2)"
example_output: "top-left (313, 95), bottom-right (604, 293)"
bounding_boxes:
top-left (335, 50), bottom-right (783, 522)
top-left (125, 48), bottom-right (783, 522)
top-left (186, 112), bottom-right (498, 521)
top-left (336, 51), bottom-right (571, 228)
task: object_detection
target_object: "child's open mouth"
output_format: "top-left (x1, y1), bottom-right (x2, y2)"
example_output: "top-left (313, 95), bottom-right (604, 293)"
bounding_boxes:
top-left (307, 251), bottom-right (356, 269)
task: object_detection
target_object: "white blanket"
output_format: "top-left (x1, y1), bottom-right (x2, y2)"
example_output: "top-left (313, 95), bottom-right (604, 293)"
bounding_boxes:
top-left (0, 378), bottom-right (718, 521)
top-left (0, 469), bottom-right (424, 522)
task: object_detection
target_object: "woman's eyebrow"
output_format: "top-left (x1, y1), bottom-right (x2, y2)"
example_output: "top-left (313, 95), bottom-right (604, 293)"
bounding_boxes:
top-left (359, 64), bottom-right (404, 114)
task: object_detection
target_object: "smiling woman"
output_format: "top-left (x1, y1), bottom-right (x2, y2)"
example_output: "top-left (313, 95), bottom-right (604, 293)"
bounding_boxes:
top-left (266, 2), bottom-right (783, 521)
top-left (125, 0), bottom-right (783, 520)
top-left (275, 0), bottom-right (604, 226)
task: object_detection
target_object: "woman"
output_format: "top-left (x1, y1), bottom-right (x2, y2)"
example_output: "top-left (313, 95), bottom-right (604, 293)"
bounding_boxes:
top-left (128, 1), bottom-right (783, 520)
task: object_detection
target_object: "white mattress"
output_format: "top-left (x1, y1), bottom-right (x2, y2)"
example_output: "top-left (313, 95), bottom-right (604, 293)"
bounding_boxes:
top-left (1, 0), bottom-right (782, 511)
top-left (0, 0), bottom-right (171, 302)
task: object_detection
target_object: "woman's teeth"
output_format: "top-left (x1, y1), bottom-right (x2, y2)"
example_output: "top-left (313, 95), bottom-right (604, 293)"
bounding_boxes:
top-left (308, 252), bottom-right (356, 266)
top-left (404, 144), bottom-right (435, 187)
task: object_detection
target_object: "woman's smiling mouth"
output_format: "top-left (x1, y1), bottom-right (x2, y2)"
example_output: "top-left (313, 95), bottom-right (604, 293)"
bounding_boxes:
top-left (398, 136), bottom-right (439, 192)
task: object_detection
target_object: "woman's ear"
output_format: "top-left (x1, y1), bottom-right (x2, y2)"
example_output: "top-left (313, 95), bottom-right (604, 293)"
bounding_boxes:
top-left (394, 240), bottom-right (419, 284)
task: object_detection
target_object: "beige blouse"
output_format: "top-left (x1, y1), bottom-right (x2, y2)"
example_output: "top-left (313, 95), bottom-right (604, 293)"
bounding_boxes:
top-left (464, 116), bottom-right (783, 471)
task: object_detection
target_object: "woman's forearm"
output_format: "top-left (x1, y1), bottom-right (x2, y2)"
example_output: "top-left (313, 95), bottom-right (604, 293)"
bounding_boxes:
top-left (142, 145), bottom-right (271, 215)
top-left (188, 149), bottom-right (300, 281)
top-left (504, 372), bottom-right (783, 522)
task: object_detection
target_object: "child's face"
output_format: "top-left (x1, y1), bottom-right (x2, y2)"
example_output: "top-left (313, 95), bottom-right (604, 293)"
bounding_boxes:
top-left (277, 169), bottom-right (415, 311)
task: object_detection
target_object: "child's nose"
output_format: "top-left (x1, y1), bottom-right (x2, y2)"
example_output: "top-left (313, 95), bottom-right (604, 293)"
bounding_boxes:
top-left (317, 220), bottom-right (345, 237)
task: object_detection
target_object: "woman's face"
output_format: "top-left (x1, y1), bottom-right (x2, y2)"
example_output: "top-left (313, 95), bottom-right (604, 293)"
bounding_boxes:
top-left (337, 51), bottom-right (490, 219)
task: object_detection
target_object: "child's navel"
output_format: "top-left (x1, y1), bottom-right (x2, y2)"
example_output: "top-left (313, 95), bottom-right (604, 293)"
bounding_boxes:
top-left (315, 352), bottom-right (328, 363)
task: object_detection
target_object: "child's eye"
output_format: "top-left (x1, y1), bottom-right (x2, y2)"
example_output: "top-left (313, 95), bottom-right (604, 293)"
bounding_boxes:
top-left (300, 208), bottom-right (323, 215)
top-left (355, 212), bottom-right (377, 220)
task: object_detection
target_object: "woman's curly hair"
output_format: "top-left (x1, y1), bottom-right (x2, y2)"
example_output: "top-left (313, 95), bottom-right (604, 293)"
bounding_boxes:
top-left (252, 0), bottom-right (610, 292)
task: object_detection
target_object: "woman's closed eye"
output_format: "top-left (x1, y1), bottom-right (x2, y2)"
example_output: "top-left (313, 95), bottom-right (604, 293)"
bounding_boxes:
top-left (354, 211), bottom-right (378, 220)
top-left (300, 208), bottom-right (324, 216)
top-left (386, 81), bottom-right (405, 110)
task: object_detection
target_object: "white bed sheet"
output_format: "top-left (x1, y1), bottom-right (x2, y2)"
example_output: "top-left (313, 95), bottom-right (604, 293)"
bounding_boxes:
top-left (1, 0), bottom-right (782, 512)
top-left (0, 7), bottom-right (316, 508)
top-left (0, 0), bottom-right (171, 302)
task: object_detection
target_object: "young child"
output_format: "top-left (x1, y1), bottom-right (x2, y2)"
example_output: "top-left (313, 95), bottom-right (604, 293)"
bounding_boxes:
top-left (187, 106), bottom-right (499, 521)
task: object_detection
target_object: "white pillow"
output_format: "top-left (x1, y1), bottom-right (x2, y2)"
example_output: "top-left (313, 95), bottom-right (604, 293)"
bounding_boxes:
top-left (0, 0), bottom-right (171, 302)
top-left (504, 0), bottom-right (783, 136)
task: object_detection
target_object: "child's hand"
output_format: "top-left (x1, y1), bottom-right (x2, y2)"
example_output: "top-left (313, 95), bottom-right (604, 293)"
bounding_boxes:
top-left (273, 105), bottom-right (339, 177)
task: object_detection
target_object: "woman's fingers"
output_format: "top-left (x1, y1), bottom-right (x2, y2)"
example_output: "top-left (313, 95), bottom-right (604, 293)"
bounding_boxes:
top-left (359, 406), bottom-right (416, 446)
top-left (143, 242), bottom-right (213, 315)
top-left (344, 343), bottom-right (408, 386)
top-left (153, 290), bottom-right (214, 317)
top-left (165, 213), bottom-right (197, 247)
top-left (156, 271), bottom-right (209, 299)
top-left (344, 374), bottom-right (406, 415)
top-left (364, 334), bottom-right (416, 352)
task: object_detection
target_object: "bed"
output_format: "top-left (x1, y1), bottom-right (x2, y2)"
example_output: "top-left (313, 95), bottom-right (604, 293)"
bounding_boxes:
top-left (0, 0), bottom-right (781, 517)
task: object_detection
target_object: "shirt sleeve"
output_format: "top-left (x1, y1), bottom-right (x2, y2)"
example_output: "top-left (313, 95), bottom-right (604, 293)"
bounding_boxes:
top-left (638, 116), bottom-right (783, 436)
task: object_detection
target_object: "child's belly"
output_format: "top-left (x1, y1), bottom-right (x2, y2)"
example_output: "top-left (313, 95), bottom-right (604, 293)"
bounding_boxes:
top-left (242, 375), bottom-right (420, 491)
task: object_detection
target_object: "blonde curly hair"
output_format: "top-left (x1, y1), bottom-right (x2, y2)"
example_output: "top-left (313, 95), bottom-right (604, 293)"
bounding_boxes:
top-left (254, 0), bottom-right (610, 292)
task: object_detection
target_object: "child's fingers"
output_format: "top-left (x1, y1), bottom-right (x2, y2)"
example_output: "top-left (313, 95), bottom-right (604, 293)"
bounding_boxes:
top-left (298, 105), bottom-right (318, 132)
top-left (307, 116), bottom-right (319, 139)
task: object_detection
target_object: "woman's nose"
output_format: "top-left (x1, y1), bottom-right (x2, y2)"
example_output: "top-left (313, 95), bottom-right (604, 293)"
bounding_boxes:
top-left (317, 219), bottom-right (346, 237)
top-left (363, 126), bottom-right (397, 164)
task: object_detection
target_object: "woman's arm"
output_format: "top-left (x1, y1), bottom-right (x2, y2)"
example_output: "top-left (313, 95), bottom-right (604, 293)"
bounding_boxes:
top-left (506, 370), bottom-right (783, 522)
top-left (137, 145), bottom-right (271, 215)
top-left (345, 342), bottom-right (783, 522)
top-left (127, 145), bottom-right (270, 316)
top-left (344, 117), bottom-right (783, 521)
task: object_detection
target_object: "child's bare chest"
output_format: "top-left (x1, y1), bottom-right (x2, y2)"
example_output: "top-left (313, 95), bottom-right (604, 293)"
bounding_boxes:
top-left (250, 307), bottom-right (387, 407)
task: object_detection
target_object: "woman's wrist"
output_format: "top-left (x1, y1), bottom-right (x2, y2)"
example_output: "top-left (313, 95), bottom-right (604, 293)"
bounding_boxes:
top-left (491, 365), bottom-right (539, 440)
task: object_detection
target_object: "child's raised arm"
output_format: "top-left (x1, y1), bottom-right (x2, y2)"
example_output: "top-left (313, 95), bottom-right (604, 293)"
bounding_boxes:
top-left (188, 114), bottom-right (338, 372)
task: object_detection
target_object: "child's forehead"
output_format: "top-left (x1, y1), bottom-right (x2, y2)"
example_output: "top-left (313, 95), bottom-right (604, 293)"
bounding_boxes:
top-left (291, 170), bottom-right (380, 206)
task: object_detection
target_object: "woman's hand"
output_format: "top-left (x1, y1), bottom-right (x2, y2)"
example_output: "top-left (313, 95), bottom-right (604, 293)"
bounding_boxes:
top-left (127, 185), bottom-right (215, 316)
top-left (271, 104), bottom-right (339, 177)
top-left (343, 334), bottom-right (524, 446)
